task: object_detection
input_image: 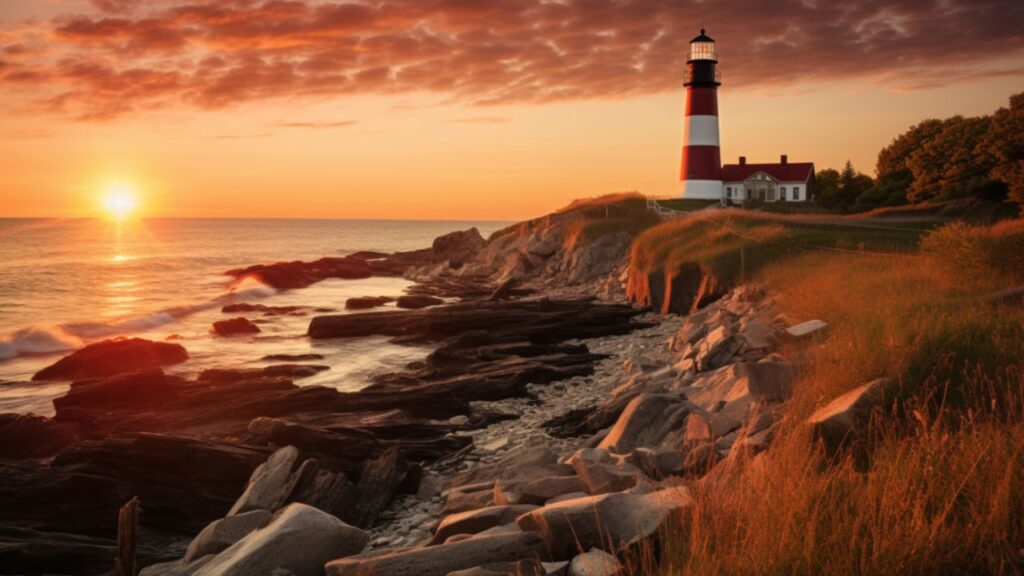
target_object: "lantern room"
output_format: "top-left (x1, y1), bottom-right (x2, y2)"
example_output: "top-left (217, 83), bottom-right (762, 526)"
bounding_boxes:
top-left (684, 29), bottom-right (720, 87)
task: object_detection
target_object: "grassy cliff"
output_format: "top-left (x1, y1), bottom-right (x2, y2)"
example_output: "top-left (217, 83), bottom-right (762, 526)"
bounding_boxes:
top-left (649, 217), bottom-right (1024, 574)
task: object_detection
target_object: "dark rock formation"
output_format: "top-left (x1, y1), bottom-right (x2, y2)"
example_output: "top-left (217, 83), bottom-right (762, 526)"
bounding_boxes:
top-left (395, 295), bottom-right (445, 309)
top-left (212, 317), bottom-right (261, 336)
top-left (432, 227), bottom-right (485, 267)
top-left (261, 353), bottom-right (325, 362)
top-left (221, 303), bottom-right (307, 315)
top-left (0, 413), bottom-right (79, 459)
top-left (199, 364), bottom-right (329, 383)
top-left (345, 296), bottom-right (394, 310)
top-left (32, 337), bottom-right (188, 381)
top-left (225, 257), bottom-right (374, 290)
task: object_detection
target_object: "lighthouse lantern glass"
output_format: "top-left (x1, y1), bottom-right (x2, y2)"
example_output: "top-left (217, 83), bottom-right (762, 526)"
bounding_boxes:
top-left (689, 41), bottom-right (717, 62)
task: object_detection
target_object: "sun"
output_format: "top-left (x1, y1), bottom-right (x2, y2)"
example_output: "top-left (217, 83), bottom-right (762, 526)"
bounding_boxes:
top-left (102, 183), bottom-right (139, 221)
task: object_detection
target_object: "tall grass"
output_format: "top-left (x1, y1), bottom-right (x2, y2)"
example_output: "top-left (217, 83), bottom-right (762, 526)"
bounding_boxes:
top-left (652, 219), bottom-right (1024, 575)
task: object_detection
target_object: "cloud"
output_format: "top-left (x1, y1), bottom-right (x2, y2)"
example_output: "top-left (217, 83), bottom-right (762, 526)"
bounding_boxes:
top-left (2, 0), bottom-right (1022, 119)
top-left (274, 120), bottom-right (358, 128)
top-left (447, 116), bottom-right (510, 124)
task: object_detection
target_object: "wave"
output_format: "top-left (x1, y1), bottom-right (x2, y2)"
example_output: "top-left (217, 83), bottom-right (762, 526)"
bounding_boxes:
top-left (0, 278), bottom-right (277, 360)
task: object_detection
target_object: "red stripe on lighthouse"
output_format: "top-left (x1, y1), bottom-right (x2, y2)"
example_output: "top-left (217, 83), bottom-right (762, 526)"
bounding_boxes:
top-left (685, 87), bottom-right (718, 116)
top-left (680, 145), bottom-right (722, 180)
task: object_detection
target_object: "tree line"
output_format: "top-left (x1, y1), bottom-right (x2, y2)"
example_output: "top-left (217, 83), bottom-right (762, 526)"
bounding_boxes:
top-left (815, 91), bottom-right (1023, 212)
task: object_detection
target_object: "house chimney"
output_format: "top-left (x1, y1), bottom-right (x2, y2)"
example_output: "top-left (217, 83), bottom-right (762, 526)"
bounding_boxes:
top-left (739, 156), bottom-right (746, 166)
top-left (780, 154), bottom-right (788, 164)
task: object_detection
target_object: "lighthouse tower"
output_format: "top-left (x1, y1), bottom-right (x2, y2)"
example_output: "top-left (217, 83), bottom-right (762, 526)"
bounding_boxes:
top-left (680, 29), bottom-right (723, 200)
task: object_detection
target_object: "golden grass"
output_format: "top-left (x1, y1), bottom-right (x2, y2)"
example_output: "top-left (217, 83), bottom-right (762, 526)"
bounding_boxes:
top-left (650, 219), bottom-right (1024, 575)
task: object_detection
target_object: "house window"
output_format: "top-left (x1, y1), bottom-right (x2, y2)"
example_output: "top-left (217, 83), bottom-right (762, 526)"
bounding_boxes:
top-left (726, 186), bottom-right (732, 196)
top-left (793, 186), bottom-right (801, 201)
top-left (780, 187), bottom-right (787, 201)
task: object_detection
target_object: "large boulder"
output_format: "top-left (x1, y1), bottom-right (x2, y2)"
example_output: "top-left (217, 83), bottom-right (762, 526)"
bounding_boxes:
top-left (212, 317), bottom-right (261, 336)
top-left (345, 296), bottom-right (394, 310)
top-left (32, 337), bottom-right (187, 381)
top-left (493, 475), bottom-right (588, 506)
top-left (395, 295), bottom-right (445, 309)
top-left (228, 446), bottom-right (302, 516)
top-left (194, 503), bottom-right (369, 576)
top-left (325, 532), bottom-right (550, 576)
top-left (567, 448), bottom-right (645, 495)
top-left (597, 394), bottom-right (690, 454)
top-left (431, 504), bottom-right (537, 544)
top-left (516, 487), bottom-right (692, 560)
top-left (185, 509), bottom-right (272, 562)
top-left (433, 228), bottom-right (486, 265)
top-left (808, 378), bottom-right (890, 452)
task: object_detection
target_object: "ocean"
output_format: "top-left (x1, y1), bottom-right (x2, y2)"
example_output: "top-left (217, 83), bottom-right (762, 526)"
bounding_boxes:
top-left (0, 218), bottom-right (509, 415)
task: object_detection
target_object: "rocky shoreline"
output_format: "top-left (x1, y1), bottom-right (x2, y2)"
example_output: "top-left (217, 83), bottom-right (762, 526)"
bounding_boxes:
top-left (0, 205), bottom-right (851, 576)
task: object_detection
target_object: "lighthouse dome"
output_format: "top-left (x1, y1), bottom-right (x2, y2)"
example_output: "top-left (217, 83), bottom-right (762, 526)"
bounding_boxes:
top-left (690, 29), bottom-right (715, 43)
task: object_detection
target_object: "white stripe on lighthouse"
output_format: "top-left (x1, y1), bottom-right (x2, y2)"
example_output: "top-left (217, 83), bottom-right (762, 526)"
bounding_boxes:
top-left (683, 115), bottom-right (720, 147)
top-left (682, 180), bottom-right (724, 200)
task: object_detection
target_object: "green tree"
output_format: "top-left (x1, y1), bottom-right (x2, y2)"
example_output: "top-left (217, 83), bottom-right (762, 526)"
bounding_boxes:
top-left (984, 92), bottom-right (1024, 205)
top-left (906, 115), bottom-right (994, 202)
top-left (814, 168), bottom-right (841, 209)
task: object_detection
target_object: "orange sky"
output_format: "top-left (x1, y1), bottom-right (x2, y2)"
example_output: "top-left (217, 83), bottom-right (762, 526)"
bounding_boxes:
top-left (1, 0), bottom-right (1022, 220)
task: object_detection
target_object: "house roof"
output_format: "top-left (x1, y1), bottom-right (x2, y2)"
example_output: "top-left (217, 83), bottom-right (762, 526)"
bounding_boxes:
top-left (722, 162), bottom-right (814, 183)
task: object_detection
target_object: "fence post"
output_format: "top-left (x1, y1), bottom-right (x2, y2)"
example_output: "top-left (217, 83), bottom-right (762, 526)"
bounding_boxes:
top-left (115, 497), bottom-right (139, 576)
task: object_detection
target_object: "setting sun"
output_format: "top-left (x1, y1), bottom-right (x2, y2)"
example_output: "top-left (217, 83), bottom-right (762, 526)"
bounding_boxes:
top-left (102, 184), bottom-right (138, 221)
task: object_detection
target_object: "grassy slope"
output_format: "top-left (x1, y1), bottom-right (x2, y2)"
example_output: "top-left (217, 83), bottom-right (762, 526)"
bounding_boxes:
top-left (652, 218), bottom-right (1024, 574)
top-left (627, 210), bottom-right (930, 307)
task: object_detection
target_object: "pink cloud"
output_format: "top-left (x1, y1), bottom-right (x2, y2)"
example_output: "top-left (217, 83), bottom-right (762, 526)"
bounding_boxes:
top-left (1, 0), bottom-right (1021, 119)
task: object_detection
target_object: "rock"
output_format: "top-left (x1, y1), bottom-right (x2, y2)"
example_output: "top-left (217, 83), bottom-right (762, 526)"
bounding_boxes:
top-left (493, 475), bottom-right (588, 506)
top-left (479, 436), bottom-right (510, 452)
top-left (431, 504), bottom-right (537, 544)
top-left (808, 378), bottom-right (890, 452)
top-left (225, 256), bottom-right (374, 290)
top-left (199, 364), bottom-right (329, 383)
top-left (140, 555), bottom-right (215, 576)
top-left (567, 448), bottom-right (644, 495)
top-left (443, 485), bottom-right (496, 515)
top-left (567, 549), bottom-right (621, 576)
top-left (447, 559), bottom-right (543, 576)
top-left (627, 447), bottom-right (684, 480)
top-left (786, 319), bottom-right (828, 339)
top-left (349, 447), bottom-right (410, 528)
top-left (194, 503), bottom-right (369, 576)
top-left (346, 296), bottom-right (395, 310)
top-left (185, 509), bottom-right (273, 562)
top-left (0, 413), bottom-right (79, 459)
top-left (325, 532), bottom-right (549, 576)
top-left (32, 337), bottom-right (188, 381)
top-left (221, 303), bottom-right (305, 315)
top-left (597, 394), bottom-right (690, 454)
top-left (229, 445), bottom-right (302, 516)
top-left (261, 353), bottom-right (325, 362)
top-left (545, 492), bottom-right (589, 505)
top-left (212, 317), bottom-right (261, 336)
top-left (433, 227), bottom-right (486, 265)
top-left (516, 486), bottom-right (692, 560)
top-left (246, 417), bottom-right (377, 467)
top-left (396, 295), bottom-right (446, 309)
top-left (417, 473), bottom-right (443, 500)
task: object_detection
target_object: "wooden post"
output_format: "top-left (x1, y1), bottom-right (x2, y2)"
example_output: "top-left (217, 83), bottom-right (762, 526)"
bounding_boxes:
top-left (115, 497), bottom-right (139, 576)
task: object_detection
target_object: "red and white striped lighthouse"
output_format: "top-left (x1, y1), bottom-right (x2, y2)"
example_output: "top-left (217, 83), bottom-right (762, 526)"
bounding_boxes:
top-left (680, 29), bottom-right (723, 200)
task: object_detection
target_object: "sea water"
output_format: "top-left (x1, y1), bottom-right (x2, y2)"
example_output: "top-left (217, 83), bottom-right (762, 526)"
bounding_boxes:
top-left (0, 218), bottom-right (508, 415)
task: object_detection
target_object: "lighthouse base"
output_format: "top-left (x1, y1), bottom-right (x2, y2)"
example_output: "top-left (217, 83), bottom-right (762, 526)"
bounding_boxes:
top-left (681, 180), bottom-right (724, 200)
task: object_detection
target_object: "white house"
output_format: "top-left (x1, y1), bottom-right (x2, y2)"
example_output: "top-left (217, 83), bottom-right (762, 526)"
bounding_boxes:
top-left (722, 155), bottom-right (815, 204)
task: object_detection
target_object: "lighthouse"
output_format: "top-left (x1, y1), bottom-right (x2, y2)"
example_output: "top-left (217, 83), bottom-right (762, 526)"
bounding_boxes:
top-left (680, 29), bottom-right (723, 200)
